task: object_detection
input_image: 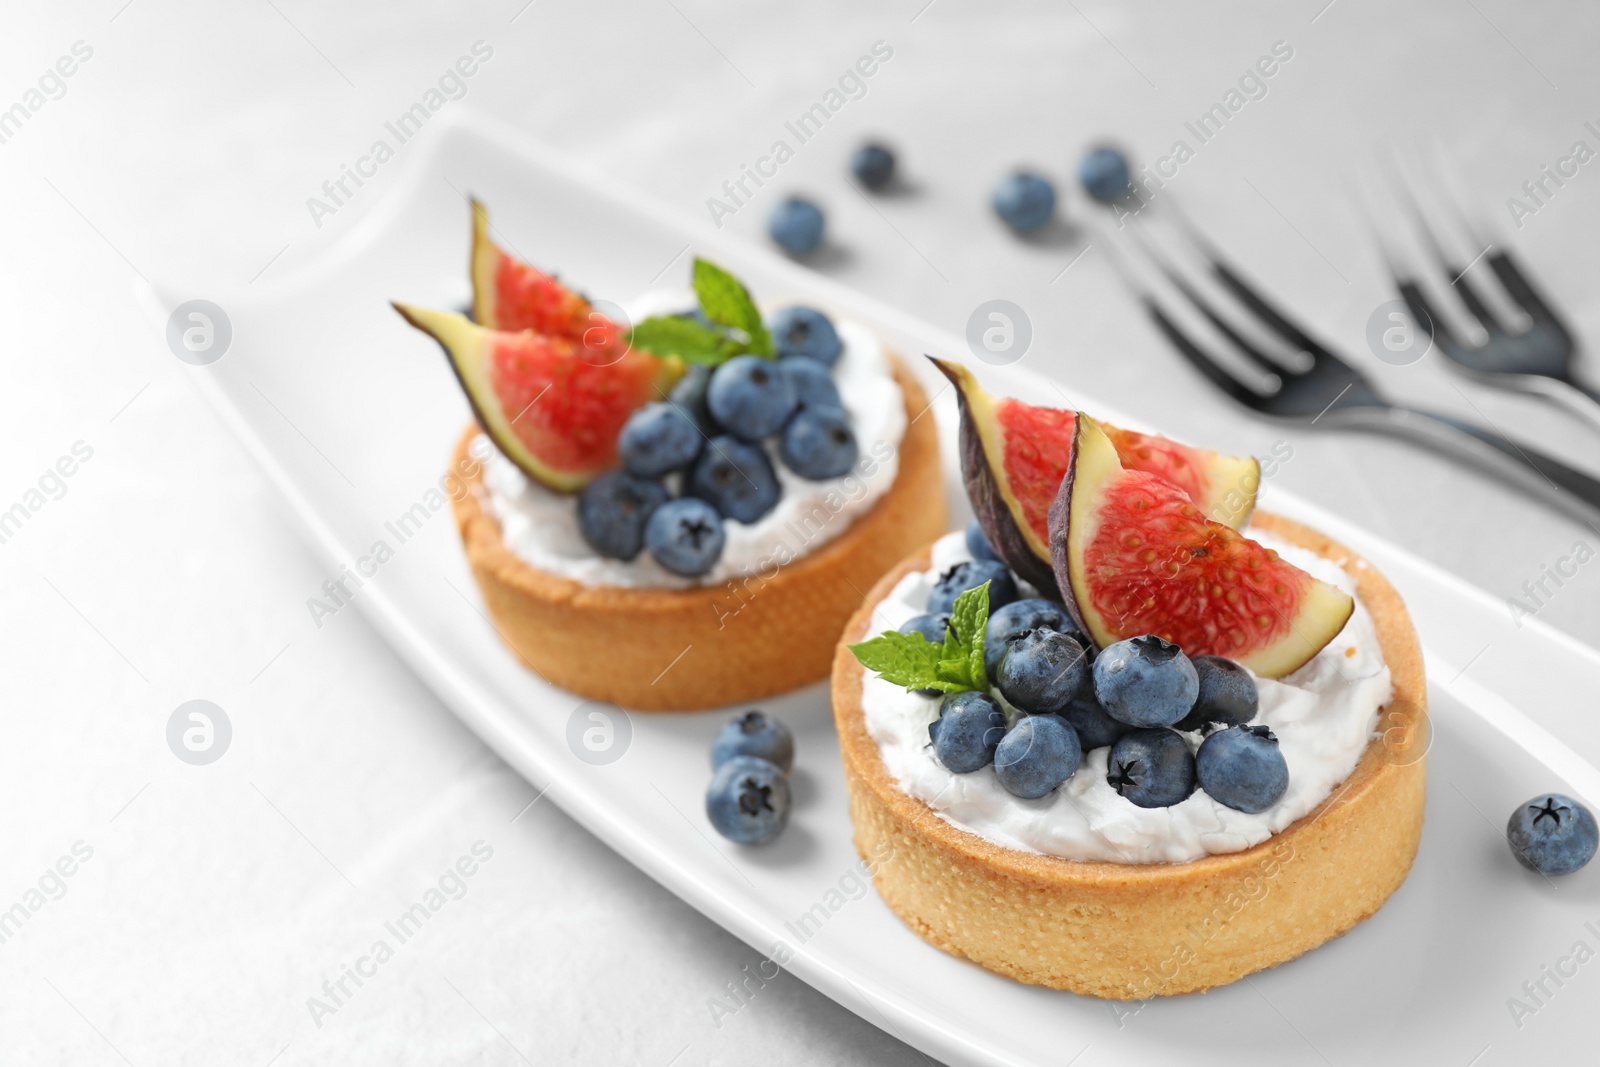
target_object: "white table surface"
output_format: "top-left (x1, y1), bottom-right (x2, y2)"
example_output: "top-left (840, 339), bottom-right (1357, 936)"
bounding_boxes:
top-left (5, 1), bottom-right (1600, 1063)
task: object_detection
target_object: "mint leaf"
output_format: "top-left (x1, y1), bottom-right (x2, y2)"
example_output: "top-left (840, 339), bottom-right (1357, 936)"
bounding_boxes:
top-left (627, 315), bottom-right (739, 365)
top-left (693, 258), bottom-right (772, 357)
top-left (847, 631), bottom-right (962, 692)
top-left (850, 580), bottom-right (995, 695)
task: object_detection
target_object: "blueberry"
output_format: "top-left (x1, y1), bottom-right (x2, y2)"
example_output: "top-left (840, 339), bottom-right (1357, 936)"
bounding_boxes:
top-left (576, 471), bottom-right (668, 560)
top-left (965, 518), bottom-right (1000, 563)
top-left (1175, 656), bottom-right (1259, 732)
top-left (1507, 794), bottom-right (1599, 876)
top-left (769, 197), bottom-right (825, 256)
top-left (1078, 146), bottom-right (1132, 203)
top-left (768, 306), bottom-right (843, 366)
top-left (706, 755), bottom-right (790, 844)
top-left (851, 143), bottom-right (896, 190)
top-left (1058, 679), bottom-right (1130, 750)
top-left (1093, 635), bottom-right (1200, 728)
top-left (997, 629), bottom-right (1087, 714)
top-left (668, 365), bottom-right (719, 435)
top-left (927, 560), bottom-right (1017, 616)
top-left (780, 407), bottom-right (858, 480)
top-left (688, 435), bottom-right (781, 523)
top-left (619, 402), bottom-right (703, 478)
top-left (645, 498), bottom-right (726, 576)
top-left (931, 690), bottom-right (1006, 773)
top-left (711, 710), bottom-right (795, 775)
top-left (777, 357), bottom-right (843, 412)
top-left (1106, 728), bottom-right (1197, 808)
top-left (994, 714), bottom-right (1083, 799)
top-left (984, 598), bottom-right (1075, 677)
top-left (707, 355), bottom-right (797, 441)
top-left (992, 172), bottom-right (1056, 233)
top-left (900, 613), bottom-right (951, 696)
top-left (1195, 725), bottom-right (1288, 814)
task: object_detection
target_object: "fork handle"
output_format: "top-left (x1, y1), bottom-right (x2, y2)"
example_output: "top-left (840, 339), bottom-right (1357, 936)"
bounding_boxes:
top-left (1352, 405), bottom-right (1600, 519)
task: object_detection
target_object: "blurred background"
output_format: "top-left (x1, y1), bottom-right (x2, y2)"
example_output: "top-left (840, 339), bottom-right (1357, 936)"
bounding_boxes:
top-left (3, 1), bottom-right (1598, 1062)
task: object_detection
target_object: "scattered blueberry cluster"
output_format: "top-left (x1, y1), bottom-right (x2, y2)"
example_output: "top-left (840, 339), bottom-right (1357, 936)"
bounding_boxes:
top-left (1506, 793), bottom-right (1597, 876)
top-left (904, 521), bottom-right (1287, 812)
top-left (577, 306), bottom-right (859, 577)
top-left (768, 142), bottom-right (1133, 253)
top-left (706, 710), bottom-right (795, 844)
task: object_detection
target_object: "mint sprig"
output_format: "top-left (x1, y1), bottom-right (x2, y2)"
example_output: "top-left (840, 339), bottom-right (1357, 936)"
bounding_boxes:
top-left (849, 581), bottom-right (992, 694)
top-left (626, 256), bottom-right (773, 365)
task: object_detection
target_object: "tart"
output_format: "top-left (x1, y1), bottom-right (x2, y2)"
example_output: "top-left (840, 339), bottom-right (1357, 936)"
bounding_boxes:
top-left (832, 512), bottom-right (1425, 998)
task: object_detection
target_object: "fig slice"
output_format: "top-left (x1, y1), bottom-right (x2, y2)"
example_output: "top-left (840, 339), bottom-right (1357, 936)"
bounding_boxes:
top-left (470, 199), bottom-right (596, 337)
top-left (931, 358), bottom-right (1260, 596)
top-left (1049, 415), bottom-right (1352, 679)
top-left (394, 304), bottom-right (681, 493)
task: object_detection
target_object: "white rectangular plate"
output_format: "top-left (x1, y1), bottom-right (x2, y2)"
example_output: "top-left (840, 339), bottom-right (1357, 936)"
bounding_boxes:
top-left (152, 112), bottom-right (1600, 1066)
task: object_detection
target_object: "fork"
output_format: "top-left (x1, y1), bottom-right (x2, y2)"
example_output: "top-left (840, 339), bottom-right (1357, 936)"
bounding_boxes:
top-left (1384, 185), bottom-right (1600, 431)
top-left (1116, 229), bottom-right (1600, 521)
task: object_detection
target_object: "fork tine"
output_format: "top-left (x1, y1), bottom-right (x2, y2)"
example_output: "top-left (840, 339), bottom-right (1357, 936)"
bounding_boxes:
top-left (1390, 160), bottom-right (1508, 335)
top-left (1488, 249), bottom-right (1566, 329)
top-left (1142, 298), bottom-right (1265, 408)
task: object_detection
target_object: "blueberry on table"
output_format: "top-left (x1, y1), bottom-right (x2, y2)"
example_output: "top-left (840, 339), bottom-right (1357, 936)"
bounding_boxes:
top-left (926, 560), bottom-right (1017, 615)
top-left (965, 518), bottom-right (1000, 563)
top-left (780, 407), bottom-right (858, 480)
top-left (1078, 146), bottom-right (1132, 203)
top-left (707, 354), bottom-right (798, 441)
top-left (997, 629), bottom-right (1087, 714)
top-left (1106, 728), bottom-right (1196, 808)
top-left (851, 143), bottom-right (896, 190)
top-left (931, 690), bottom-right (1007, 773)
top-left (984, 598), bottom-right (1076, 677)
top-left (992, 172), bottom-right (1056, 233)
top-left (769, 197), bottom-right (825, 256)
top-left (688, 435), bottom-right (781, 523)
top-left (1093, 635), bottom-right (1200, 727)
top-left (1506, 793), bottom-right (1598, 876)
top-left (1195, 725), bottom-right (1289, 814)
top-left (576, 471), bottom-right (669, 560)
top-left (706, 756), bottom-right (790, 844)
top-left (995, 713), bottom-right (1083, 799)
top-left (645, 498), bottom-right (726, 577)
top-left (777, 357), bottom-right (842, 412)
top-left (1174, 655), bottom-right (1259, 732)
top-left (619, 401), bottom-right (703, 478)
top-left (711, 710), bottom-right (795, 774)
top-left (768, 306), bottom-right (843, 366)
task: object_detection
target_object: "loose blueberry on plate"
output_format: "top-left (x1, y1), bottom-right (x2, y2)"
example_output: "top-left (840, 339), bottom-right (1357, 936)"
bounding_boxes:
top-left (900, 613), bottom-right (951, 696)
top-left (931, 690), bottom-right (1007, 773)
top-left (851, 142), bottom-right (896, 190)
top-left (1106, 728), bottom-right (1197, 808)
top-left (711, 710), bottom-right (795, 775)
top-left (706, 755), bottom-right (791, 844)
top-left (619, 402), bottom-right (703, 478)
top-left (1078, 146), bottom-right (1132, 203)
top-left (1174, 655), bottom-right (1259, 732)
top-left (668, 365), bottom-right (719, 434)
top-left (1058, 678), bottom-right (1130, 751)
top-left (994, 714), bottom-right (1083, 799)
top-left (984, 598), bottom-right (1075, 676)
top-left (645, 498), bottom-right (726, 577)
top-left (1093, 635), bottom-right (1200, 728)
top-left (768, 306), bottom-right (843, 366)
top-left (992, 172), bottom-right (1056, 233)
top-left (576, 471), bottom-right (669, 560)
top-left (997, 629), bottom-right (1087, 714)
top-left (965, 518), bottom-right (1000, 563)
top-left (688, 435), bottom-right (781, 523)
top-left (1195, 725), bottom-right (1288, 814)
top-left (769, 196), bottom-right (825, 256)
top-left (777, 357), bottom-right (843, 412)
top-left (708, 355), bottom-right (798, 441)
top-left (1506, 793), bottom-right (1599, 876)
top-left (926, 559), bottom-right (1017, 615)
top-left (780, 407), bottom-right (858, 480)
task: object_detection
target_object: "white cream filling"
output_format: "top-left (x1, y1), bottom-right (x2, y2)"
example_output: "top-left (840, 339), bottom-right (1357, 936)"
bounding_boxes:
top-left (475, 296), bottom-right (906, 589)
top-left (861, 530), bottom-right (1392, 864)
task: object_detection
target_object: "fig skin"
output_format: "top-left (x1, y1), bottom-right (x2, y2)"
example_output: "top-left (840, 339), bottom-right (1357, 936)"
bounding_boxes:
top-left (1046, 416), bottom-right (1093, 640)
